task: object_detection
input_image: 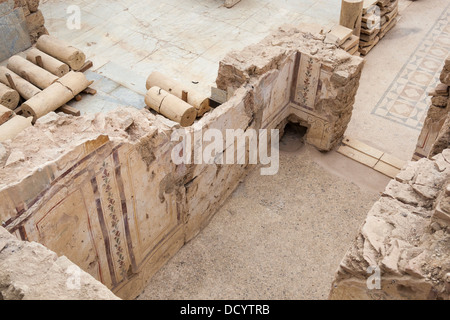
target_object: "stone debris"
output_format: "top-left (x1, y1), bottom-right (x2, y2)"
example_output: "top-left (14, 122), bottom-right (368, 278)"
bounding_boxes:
top-left (0, 226), bottom-right (120, 300)
top-left (359, 0), bottom-right (399, 55)
top-left (326, 25), bottom-right (354, 46)
top-left (330, 150), bottom-right (450, 300)
top-left (0, 0), bottom-right (48, 44)
top-left (414, 54), bottom-right (450, 160)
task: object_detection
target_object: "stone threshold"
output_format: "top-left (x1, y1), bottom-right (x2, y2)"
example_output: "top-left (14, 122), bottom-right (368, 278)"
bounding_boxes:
top-left (338, 136), bottom-right (406, 178)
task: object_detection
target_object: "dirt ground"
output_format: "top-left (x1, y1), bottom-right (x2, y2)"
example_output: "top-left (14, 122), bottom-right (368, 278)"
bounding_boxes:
top-left (138, 126), bottom-right (389, 300)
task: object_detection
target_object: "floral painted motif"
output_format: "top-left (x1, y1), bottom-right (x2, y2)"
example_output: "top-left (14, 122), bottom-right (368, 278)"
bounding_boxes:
top-left (300, 57), bottom-right (314, 106)
top-left (101, 161), bottom-right (126, 278)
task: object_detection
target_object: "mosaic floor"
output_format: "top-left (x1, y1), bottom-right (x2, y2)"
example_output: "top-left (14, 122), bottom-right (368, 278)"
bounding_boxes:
top-left (372, 3), bottom-right (450, 131)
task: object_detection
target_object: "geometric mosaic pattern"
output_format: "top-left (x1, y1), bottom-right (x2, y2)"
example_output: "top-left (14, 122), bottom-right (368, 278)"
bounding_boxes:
top-left (372, 4), bottom-right (450, 131)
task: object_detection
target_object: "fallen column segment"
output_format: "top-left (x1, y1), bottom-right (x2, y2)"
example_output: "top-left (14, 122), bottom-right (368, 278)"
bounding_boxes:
top-left (0, 67), bottom-right (41, 100)
top-left (26, 48), bottom-right (70, 77)
top-left (146, 71), bottom-right (210, 116)
top-left (7, 55), bottom-right (58, 90)
top-left (36, 35), bottom-right (86, 71)
top-left (0, 115), bottom-right (32, 142)
top-left (22, 71), bottom-right (92, 122)
top-left (145, 86), bottom-right (197, 127)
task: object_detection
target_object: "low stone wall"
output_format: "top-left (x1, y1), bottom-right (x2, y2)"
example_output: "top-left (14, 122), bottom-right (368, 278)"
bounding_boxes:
top-left (330, 150), bottom-right (450, 300)
top-left (0, 0), bottom-right (48, 61)
top-left (0, 25), bottom-right (364, 299)
top-left (414, 55), bottom-right (450, 160)
top-left (0, 226), bottom-right (119, 300)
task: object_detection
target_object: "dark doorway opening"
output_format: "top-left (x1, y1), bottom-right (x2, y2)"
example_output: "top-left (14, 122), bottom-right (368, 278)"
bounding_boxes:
top-left (279, 122), bottom-right (308, 153)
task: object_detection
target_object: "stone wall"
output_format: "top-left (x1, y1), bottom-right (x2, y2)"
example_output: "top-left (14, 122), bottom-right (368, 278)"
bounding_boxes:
top-left (330, 150), bottom-right (450, 300)
top-left (0, 226), bottom-right (120, 300)
top-left (217, 24), bottom-right (364, 151)
top-left (414, 55), bottom-right (450, 160)
top-left (0, 0), bottom-right (47, 61)
top-left (0, 25), bottom-right (364, 299)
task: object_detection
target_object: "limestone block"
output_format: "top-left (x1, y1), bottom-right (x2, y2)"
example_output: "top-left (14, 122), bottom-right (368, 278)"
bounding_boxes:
top-left (26, 0), bottom-right (39, 12)
top-left (331, 153), bottom-right (450, 300)
top-left (13, 0), bottom-right (29, 16)
top-left (414, 55), bottom-right (450, 162)
top-left (431, 95), bottom-right (449, 108)
top-left (0, 7), bottom-right (31, 61)
top-left (430, 113), bottom-right (450, 157)
top-left (25, 9), bottom-right (43, 33)
top-left (0, 227), bottom-right (120, 300)
top-left (441, 70), bottom-right (450, 86)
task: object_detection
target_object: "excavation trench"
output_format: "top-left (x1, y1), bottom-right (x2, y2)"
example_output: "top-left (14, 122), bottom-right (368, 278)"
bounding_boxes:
top-left (0, 26), bottom-right (366, 299)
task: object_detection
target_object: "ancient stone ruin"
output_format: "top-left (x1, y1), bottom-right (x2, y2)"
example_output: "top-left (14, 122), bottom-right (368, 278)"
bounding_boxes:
top-left (0, 0), bottom-right (448, 301)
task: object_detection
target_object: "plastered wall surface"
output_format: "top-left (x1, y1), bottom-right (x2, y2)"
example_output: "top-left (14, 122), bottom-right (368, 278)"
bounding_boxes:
top-left (0, 25), bottom-right (364, 299)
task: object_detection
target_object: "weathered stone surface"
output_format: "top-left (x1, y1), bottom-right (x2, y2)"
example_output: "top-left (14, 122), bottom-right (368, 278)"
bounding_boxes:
top-left (0, 142), bottom-right (7, 165)
top-left (25, 0), bottom-right (39, 12)
top-left (430, 113), bottom-right (450, 158)
top-left (5, 150), bottom-right (24, 167)
top-left (0, 0), bottom-right (44, 48)
top-left (0, 227), bottom-right (120, 300)
top-left (0, 24), bottom-right (364, 300)
top-left (431, 95), bottom-right (449, 108)
top-left (330, 152), bottom-right (450, 300)
top-left (416, 55), bottom-right (450, 159)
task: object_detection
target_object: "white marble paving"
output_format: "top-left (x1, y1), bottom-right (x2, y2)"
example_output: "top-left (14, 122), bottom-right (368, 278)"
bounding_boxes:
top-left (41, 0), bottom-right (341, 99)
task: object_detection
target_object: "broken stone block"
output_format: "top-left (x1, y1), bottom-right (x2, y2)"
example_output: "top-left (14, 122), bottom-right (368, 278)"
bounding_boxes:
top-left (327, 25), bottom-right (353, 46)
top-left (5, 150), bottom-right (25, 166)
top-left (431, 95), bottom-right (449, 108)
top-left (435, 83), bottom-right (449, 95)
top-left (331, 151), bottom-right (450, 300)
